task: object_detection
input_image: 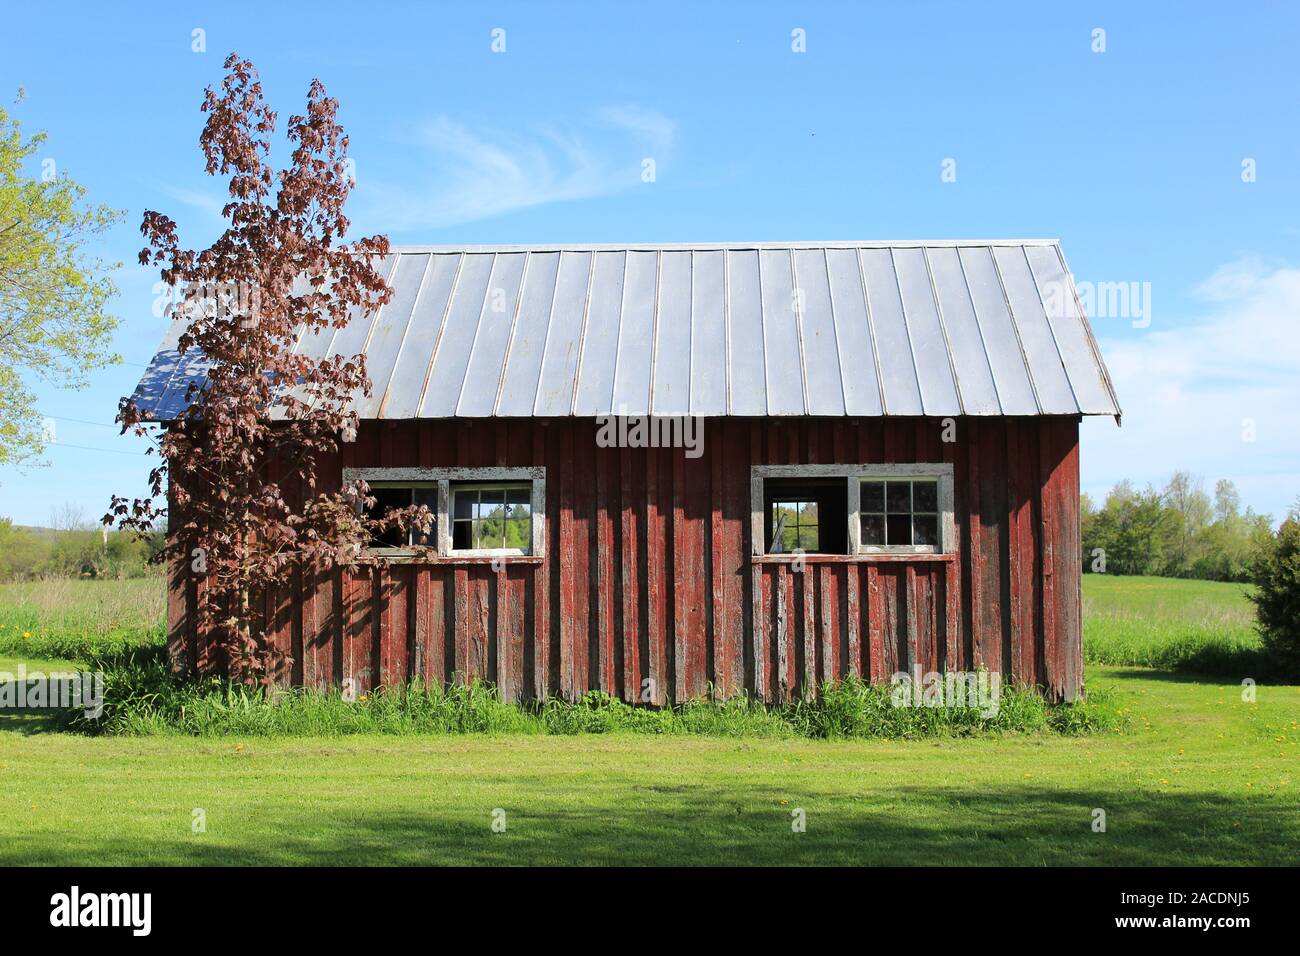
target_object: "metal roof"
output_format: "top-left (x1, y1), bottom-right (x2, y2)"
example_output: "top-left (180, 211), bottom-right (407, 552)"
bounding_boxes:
top-left (131, 240), bottom-right (1121, 421)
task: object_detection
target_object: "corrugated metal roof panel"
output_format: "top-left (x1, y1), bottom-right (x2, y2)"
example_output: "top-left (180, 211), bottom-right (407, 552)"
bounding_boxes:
top-left (531, 250), bottom-right (591, 416)
top-left (130, 240), bottom-right (1122, 421)
top-left (859, 247), bottom-right (924, 415)
top-left (894, 246), bottom-right (962, 416)
top-left (759, 248), bottom-right (804, 416)
top-left (495, 251), bottom-right (558, 416)
top-left (456, 251), bottom-right (526, 416)
top-left (925, 246), bottom-right (1001, 415)
top-left (958, 246), bottom-right (1040, 416)
top-left (420, 252), bottom-right (493, 416)
top-left (792, 248), bottom-right (847, 417)
top-left (823, 247), bottom-right (884, 416)
top-left (688, 250), bottom-right (726, 416)
top-left (651, 250), bottom-right (692, 416)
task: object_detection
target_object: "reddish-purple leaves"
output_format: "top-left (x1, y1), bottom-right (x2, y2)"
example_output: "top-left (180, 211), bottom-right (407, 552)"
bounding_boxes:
top-left (108, 54), bottom-right (409, 684)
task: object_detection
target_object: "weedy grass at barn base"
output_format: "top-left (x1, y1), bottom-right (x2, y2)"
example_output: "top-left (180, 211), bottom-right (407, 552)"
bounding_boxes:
top-left (54, 646), bottom-right (1125, 739)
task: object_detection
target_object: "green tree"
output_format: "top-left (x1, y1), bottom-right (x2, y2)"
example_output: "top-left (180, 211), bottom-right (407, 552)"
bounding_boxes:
top-left (0, 517), bottom-right (44, 580)
top-left (0, 92), bottom-right (122, 465)
top-left (1249, 500), bottom-right (1300, 679)
top-left (1082, 482), bottom-right (1172, 575)
top-left (1191, 479), bottom-right (1271, 582)
top-left (1161, 471), bottom-right (1212, 575)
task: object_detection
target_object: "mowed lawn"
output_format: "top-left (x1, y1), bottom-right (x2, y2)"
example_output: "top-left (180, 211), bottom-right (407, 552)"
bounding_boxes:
top-left (0, 576), bottom-right (1297, 866)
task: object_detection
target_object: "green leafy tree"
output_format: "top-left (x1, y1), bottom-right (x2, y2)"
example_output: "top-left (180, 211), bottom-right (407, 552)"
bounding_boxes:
top-left (1082, 482), bottom-right (1172, 575)
top-left (1190, 480), bottom-right (1270, 582)
top-left (1249, 500), bottom-right (1300, 678)
top-left (1161, 471), bottom-right (1212, 575)
top-left (0, 92), bottom-right (122, 465)
top-left (0, 517), bottom-right (43, 579)
top-left (1083, 475), bottom-right (1272, 582)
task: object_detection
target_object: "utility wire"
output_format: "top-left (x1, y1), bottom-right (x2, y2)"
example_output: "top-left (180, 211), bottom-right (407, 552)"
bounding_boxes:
top-left (38, 413), bottom-right (121, 429)
top-left (46, 441), bottom-right (151, 457)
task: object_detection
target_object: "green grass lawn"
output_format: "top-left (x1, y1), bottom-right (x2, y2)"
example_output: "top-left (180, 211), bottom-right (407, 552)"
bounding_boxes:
top-left (0, 666), bottom-right (1296, 865)
top-left (0, 575), bottom-right (1296, 865)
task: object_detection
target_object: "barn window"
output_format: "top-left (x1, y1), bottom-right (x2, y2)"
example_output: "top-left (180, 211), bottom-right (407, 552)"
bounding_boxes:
top-left (342, 466), bottom-right (546, 559)
top-left (751, 464), bottom-right (953, 558)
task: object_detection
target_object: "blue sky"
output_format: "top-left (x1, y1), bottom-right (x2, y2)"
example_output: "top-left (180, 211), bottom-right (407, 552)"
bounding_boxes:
top-left (2, 1), bottom-right (1297, 525)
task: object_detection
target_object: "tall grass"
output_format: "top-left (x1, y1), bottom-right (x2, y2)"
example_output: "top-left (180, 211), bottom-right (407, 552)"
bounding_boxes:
top-left (0, 578), bottom-right (165, 662)
top-left (60, 642), bottom-right (1125, 739)
top-left (1082, 575), bottom-right (1264, 675)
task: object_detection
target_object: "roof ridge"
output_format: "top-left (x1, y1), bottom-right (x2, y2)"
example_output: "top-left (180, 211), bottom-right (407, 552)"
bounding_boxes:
top-left (385, 239), bottom-right (1062, 254)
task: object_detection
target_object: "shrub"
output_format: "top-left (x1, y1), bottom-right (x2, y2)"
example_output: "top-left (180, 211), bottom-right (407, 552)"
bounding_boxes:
top-left (1249, 509), bottom-right (1300, 679)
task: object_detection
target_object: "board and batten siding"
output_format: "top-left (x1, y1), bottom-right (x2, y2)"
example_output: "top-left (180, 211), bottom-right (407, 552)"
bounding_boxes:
top-left (165, 416), bottom-right (1084, 703)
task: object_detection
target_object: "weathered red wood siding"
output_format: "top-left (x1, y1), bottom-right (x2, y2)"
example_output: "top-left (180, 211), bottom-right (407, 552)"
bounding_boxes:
top-left (167, 416), bottom-right (1084, 703)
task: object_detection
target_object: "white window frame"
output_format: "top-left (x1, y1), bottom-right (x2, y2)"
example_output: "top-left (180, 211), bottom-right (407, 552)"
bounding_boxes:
top-left (750, 463), bottom-right (955, 557)
top-left (342, 466), bottom-right (546, 558)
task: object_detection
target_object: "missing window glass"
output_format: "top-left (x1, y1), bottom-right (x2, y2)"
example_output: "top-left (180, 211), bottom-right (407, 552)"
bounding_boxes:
top-left (363, 485), bottom-right (437, 548)
top-left (763, 478), bottom-right (847, 554)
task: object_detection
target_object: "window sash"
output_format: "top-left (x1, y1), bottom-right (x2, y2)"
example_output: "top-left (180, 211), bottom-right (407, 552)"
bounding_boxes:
top-left (858, 478), bottom-right (940, 549)
top-left (751, 464), bottom-right (954, 557)
top-left (451, 482), bottom-right (533, 554)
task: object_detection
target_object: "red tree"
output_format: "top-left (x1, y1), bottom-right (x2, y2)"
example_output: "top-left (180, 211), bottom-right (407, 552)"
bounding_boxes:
top-left (109, 54), bottom-right (429, 683)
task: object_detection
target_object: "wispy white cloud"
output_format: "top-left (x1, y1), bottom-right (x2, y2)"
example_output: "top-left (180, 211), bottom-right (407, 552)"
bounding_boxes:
top-left (158, 184), bottom-right (227, 222)
top-left (359, 106), bottom-right (675, 231)
top-left (1082, 258), bottom-right (1300, 520)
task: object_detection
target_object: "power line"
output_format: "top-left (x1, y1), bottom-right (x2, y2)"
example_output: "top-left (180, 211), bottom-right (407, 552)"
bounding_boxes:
top-left (47, 441), bottom-right (151, 457)
top-left (38, 412), bottom-right (121, 429)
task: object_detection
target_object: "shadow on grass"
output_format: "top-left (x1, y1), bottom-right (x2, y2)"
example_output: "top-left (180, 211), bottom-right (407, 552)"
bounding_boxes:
top-left (4, 783), bottom-right (1295, 866)
top-left (0, 711), bottom-right (74, 735)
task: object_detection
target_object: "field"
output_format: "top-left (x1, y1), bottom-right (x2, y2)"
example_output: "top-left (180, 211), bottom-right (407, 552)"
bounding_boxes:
top-left (1, 575), bottom-right (1297, 866)
top-left (1083, 575), bottom-right (1263, 673)
top-left (0, 577), bottom-right (164, 669)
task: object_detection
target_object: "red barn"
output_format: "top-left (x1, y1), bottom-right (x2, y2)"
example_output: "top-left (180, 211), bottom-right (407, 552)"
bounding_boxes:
top-left (134, 241), bottom-right (1120, 703)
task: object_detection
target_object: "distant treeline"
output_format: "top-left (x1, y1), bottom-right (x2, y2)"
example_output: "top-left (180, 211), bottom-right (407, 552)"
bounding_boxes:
top-left (1081, 473), bottom-right (1272, 582)
top-left (0, 514), bottom-right (164, 582)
